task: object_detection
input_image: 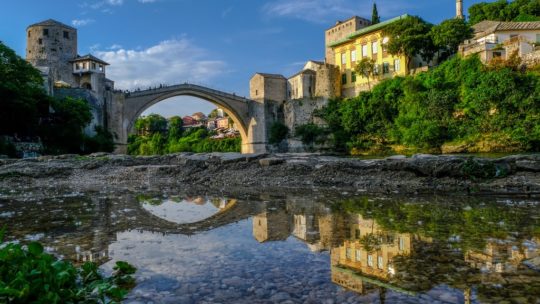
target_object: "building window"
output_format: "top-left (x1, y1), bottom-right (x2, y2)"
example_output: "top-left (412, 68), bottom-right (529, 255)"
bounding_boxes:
top-left (341, 53), bottom-right (347, 66)
top-left (28, 31), bottom-right (31, 38)
top-left (351, 50), bottom-right (357, 62)
top-left (355, 229), bottom-right (360, 239)
top-left (362, 44), bottom-right (368, 57)
top-left (371, 41), bottom-right (378, 59)
top-left (38, 38), bottom-right (42, 45)
top-left (92, 63), bottom-right (97, 70)
top-left (83, 62), bottom-right (87, 69)
top-left (63, 31), bottom-right (69, 39)
top-left (373, 64), bottom-right (379, 75)
top-left (99, 65), bottom-right (104, 72)
top-left (355, 249), bottom-right (361, 261)
top-left (394, 59), bottom-right (401, 72)
top-left (255, 90), bottom-right (258, 96)
top-left (399, 237), bottom-right (405, 251)
top-left (341, 73), bottom-right (347, 84)
top-left (383, 62), bottom-right (390, 74)
top-left (75, 63), bottom-right (81, 70)
top-left (351, 72), bottom-right (357, 83)
top-left (346, 248), bottom-right (352, 260)
top-left (367, 255), bottom-right (374, 267)
top-left (43, 29), bottom-right (49, 36)
top-left (377, 256), bottom-right (383, 269)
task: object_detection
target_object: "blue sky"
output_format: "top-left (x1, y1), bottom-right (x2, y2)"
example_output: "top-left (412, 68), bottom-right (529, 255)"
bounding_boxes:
top-left (1, 0), bottom-right (487, 117)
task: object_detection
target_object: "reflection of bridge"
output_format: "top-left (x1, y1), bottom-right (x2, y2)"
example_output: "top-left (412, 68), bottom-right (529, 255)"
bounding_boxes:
top-left (108, 83), bottom-right (271, 154)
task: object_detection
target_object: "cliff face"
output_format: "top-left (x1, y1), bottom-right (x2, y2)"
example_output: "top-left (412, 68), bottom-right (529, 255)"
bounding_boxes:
top-left (1, 153), bottom-right (539, 196)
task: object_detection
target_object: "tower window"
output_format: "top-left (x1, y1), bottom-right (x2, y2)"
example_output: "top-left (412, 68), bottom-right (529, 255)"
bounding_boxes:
top-left (63, 31), bottom-right (69, 39)
top-left (38, 38), bottom-right (43, 45)
top-left (43, 29), bottom-right (49, 36)
top-left (28, 31), bottom-right (31, 38)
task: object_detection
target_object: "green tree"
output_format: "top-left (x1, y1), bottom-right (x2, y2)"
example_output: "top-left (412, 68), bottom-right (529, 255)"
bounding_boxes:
top-left (40, 96), bottom-right (93, 154)
top-left (168, 116), bottom-right (183, 141)
top-left (383, 16), bottom-right (435, 74)
top-left (269, 122), bottom-right (289, 145)
top-left (430, 18), bottom-right (473, 61)
top-left (135, 114), bottom-right (167, 136)
top-left (372, 3), bottom-right (380, 24)
top-left (468, 0), bottom-right (540, 25)
top-left (355, 58), bottom-right (376, 90)
top-left (0, 42), bottom-right (49, 136)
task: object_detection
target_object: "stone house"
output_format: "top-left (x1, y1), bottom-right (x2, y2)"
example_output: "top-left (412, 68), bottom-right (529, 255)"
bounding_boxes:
top-left (459, 21), bottom-right (540, 63)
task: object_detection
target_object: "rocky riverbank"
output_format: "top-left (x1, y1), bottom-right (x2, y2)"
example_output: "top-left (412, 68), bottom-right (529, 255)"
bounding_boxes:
top-left (0, 153), bottom-right (540, 196)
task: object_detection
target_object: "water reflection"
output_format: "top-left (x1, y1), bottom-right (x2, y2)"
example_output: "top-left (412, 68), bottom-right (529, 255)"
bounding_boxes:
top-left (1, 192), bottom-right (539, 303)
top-left (139, 195), bottom-right (237, 224)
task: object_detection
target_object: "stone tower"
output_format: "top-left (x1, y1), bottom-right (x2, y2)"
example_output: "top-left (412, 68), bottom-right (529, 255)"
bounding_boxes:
top-left (26, 19), bottom-right (78, 86)
top-left (456, 0), bottom-right (464, 19)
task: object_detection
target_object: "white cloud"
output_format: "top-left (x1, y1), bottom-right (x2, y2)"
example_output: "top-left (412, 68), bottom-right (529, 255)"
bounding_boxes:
top-left (138, 0), bottom-right (157, 3)
top-left (109, 44), bottom-right (123, 50)
top-left (106, 0), bottom-right (123, 5)
top-left (71, 18), bottom-right (95, 27)
top-left (95, 38), bottom-right (228, 90)
top-left (262, 0), bottom-right (415, 23)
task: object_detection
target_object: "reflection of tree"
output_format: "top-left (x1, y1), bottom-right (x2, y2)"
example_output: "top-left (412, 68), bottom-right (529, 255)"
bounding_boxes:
top-left (390, 240), bottom-right (476, 292)
top-left (359, 233), bottom-right (381, 253)
top-left (333, 197), bottom-right (540, 253)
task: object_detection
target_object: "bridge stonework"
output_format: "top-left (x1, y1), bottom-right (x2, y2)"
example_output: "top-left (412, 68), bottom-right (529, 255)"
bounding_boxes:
top-left (108, 84), bottom-right (273, 154)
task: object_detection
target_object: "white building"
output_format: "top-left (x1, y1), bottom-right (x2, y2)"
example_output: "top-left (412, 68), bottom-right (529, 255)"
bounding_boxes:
top-left (460, 21), bottom-right (540, 63)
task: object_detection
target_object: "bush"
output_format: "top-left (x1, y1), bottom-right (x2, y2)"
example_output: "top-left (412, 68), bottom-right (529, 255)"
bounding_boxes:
top-left (0, 138), bottom-right (16, 158)
top-left (295, 124), bottom-right (327, 146)
top-left (84, 126), bottom-right (115, 154)
top-left (0, 227), bottom-right (136, 303)
top-left (269, 122), bottom-right (289, 145)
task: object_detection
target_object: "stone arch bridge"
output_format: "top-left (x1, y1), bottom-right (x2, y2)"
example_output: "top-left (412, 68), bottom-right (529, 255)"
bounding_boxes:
top-left (108, 84), bottom-right (272, 154)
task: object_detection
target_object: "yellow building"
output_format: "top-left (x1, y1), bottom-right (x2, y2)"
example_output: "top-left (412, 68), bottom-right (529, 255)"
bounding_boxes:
top-left (328, 14), bottom-right (412, 97)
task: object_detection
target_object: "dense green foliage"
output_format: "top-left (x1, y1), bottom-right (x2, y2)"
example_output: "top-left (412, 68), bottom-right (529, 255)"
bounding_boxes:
top-left (317, 56), bottom-right (540, 154)
top-left (383, 16), bottom-right (435, 73)
top-left (295, 123), bottom-right (327, 147)
top-left (0, 228), bottom-right (136, 303)
top-left (468, 0), bottom-right (540, 25)
top-left (128, 114), bottom-right (240, 155)
top-left (430, 18), bottom-right (474, 61)
top-left (268, 122), bottom-right (289, 145)
top-left (0, 42), bottom-right (114, 156)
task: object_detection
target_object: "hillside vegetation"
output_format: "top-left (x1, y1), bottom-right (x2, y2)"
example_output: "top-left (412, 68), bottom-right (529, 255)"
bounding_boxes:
top-left (315, 56), bottom-right (540, 155)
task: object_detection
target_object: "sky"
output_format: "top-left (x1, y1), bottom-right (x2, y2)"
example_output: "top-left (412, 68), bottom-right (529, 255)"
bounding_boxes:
top-left (0, 0), bottom-right (488, 118)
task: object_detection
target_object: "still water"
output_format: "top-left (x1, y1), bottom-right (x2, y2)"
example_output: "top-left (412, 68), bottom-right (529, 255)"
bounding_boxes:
top-left (1, 190), bottom-right (539, 304)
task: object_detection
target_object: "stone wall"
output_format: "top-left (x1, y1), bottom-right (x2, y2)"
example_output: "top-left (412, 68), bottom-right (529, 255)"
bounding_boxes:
top-left (523, 49), bottom-right (540, 67)
top-left (314, 64), bottom-right (340, 99)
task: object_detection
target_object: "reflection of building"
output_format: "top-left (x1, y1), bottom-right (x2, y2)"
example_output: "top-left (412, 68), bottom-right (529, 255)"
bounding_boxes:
top-left (332, 215), bottom-right (412, 287)
top-left (459, 21), bottom-right (540, 63)
top-left (465, 237), bottom-right (540, 273)
top-left (252, 203), bottom-right (290, 243)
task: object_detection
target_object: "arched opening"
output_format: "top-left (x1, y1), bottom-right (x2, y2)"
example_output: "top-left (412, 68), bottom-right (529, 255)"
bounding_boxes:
top-left (127, 93), bottom-right (249, 155)
top-left (81, 82), bottom-right (92, 90)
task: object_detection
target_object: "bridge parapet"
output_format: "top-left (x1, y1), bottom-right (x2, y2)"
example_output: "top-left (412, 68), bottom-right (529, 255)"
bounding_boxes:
top-left (125, 83), bottom-right (252, 104)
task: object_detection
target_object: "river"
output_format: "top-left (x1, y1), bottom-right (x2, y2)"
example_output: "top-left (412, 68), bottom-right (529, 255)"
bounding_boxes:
top-left (1, 188), bottom-right (539, 303)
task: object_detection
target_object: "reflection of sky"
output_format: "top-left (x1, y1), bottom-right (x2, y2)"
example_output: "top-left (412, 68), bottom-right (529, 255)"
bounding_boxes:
top-left (141, 198), bottom-right (219, 224)
top-left (101, 219), bottom-right (371, 303)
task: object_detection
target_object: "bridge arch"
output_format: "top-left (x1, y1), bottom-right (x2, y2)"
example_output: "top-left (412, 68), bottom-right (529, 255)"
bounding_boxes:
top-left (115, 84), bottom-right (268, 154)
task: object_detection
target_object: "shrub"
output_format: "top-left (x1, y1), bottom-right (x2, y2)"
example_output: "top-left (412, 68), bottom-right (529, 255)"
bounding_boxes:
top-left (0, 227), bottom-right (137, 303)
top-left (269, 122), bottom-right (289, 145)
top-left (295, 124), bottom-right (327, 146)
